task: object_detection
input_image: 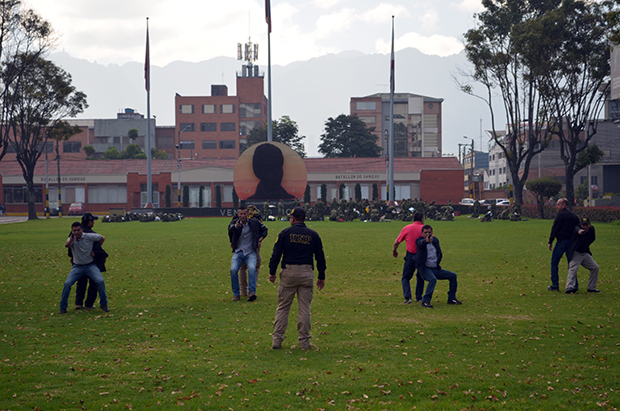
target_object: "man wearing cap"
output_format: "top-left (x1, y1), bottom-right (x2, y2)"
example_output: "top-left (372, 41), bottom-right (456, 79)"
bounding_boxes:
top-left (269, 207), bottom-right (326, 350)
top-left (59, 222), bottom-right (109, 314)
top-left (69, 213), bottom-right (109, 309)
top-left (547, 198), bottom-right (580, 291)
top-left (565, 218), bottom-right (600, 294)
top-left (228, 206), bottom-right (268, 302)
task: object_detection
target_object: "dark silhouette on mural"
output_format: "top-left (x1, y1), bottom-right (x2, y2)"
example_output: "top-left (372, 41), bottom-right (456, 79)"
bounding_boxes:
top-left (247, 143), bottom-right (295, 200)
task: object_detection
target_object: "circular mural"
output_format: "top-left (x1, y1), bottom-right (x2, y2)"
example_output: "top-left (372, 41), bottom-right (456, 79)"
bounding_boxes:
top-left (233, 141), bottom-right (307, 201)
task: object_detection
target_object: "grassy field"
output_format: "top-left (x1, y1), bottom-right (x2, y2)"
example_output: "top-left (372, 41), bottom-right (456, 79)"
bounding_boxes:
top-left (1, 216), bottom-right (619, 410)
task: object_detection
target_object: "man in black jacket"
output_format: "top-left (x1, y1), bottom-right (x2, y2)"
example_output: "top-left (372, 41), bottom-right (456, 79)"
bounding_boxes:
top-left (565, 218), bottom-right (599, 294)
top-left (228, 206), bottom-right (268, 301)
top-left (547, 198), bottom-right (580, 291)
top-left (269, 207), bottom-right (326, 350)
top-left (415, 225), bottom-right (461, 308)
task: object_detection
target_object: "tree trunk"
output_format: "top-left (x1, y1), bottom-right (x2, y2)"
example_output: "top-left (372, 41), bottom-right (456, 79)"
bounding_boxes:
top-left (565, 166), bottom-right (576, 209)
top-left (25, 177), bottom-right (38, 220)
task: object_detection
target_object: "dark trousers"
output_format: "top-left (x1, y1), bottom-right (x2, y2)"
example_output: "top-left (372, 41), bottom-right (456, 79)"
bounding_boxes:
top-left (75, 276), bottom-right (98, 307)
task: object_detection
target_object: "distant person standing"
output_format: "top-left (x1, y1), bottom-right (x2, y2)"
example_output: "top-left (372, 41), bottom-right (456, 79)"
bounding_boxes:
top-left (392, 212), bottom-right (424, 304)
top-left (228, 206), bottom-right (268, 301)
top-left (0, 203), bottom-right (6, 216)
top-left (59, 222), bottom-right (109, 314)
top-left (269, 208), bottom-right (326, 350)
top-left (565, 218), bottom-right (600, 294)
top-left (548, 198), bottom-right (579, 291)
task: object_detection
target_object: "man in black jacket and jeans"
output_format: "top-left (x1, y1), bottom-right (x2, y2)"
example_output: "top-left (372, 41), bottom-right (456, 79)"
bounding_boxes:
top-left (548, 198), bottom-right (580, 291)
top-left (228, 206), bottom-right (268, 301)
top-left (415, 225), bottom-right (462, 308)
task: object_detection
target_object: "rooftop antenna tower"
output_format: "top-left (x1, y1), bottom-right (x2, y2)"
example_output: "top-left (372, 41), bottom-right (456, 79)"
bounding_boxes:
top-left (237, 16), bottom-right (260, 78)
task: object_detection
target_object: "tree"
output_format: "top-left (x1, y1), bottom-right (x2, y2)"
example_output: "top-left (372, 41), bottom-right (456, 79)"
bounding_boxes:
top-left (514, 0), bottom-right (616, 207)
top-left (0, 1), bottom-right (54, 164)
top-left (319, 114), bottom-right (381, 158)
top-left (372, 183), bottom-right (378, 200)
top-left (304, 184), bottom-right (311, 205)
top-left (460, 0), bottom-right (557, 206)
top-left (232, 186), bottom-right (238, 209)
top-left (128, 128), bottom-right (138, 142)
top-left (121, 144), bottom-right (145, 159)
top-left (151, 147), bottom-right (168, 159)
top-left (83, 144), bottom-right (95, 158)
top-left (339, 183), bottom-right (345, 200)
top-left (354, 183), bottom-right (362, 201)
top-left (525, 178), bottom-right (562, 219)
top-left (243, 115), bottom-right (306, 157)
top-left (182, 185), bottom-right (189, 207)
top-left (320, 183), bottom-right (327, 203)
top-left (165, 184), bottom-right (171, 207)
top-left (199, 185), bottom-right (204, 208)
top-left (215, 185), bottom-right (222, 208)
top-left (4, 55), bottom-right (87, 219)
top-left (102, 146), bottom-right (120, 159)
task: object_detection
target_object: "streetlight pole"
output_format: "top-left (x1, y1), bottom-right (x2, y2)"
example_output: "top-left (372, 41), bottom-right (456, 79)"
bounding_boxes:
top-left (177, 125), bottom-right (191, 207)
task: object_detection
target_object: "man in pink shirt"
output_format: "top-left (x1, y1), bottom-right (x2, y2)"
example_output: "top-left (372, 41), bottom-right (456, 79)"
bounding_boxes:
top-left (392, 212), bottom-right (424, 304)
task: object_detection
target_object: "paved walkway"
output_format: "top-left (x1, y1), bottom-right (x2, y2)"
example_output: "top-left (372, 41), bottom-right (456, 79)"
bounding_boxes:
top-left (0, 216), bottom-right (28, 224)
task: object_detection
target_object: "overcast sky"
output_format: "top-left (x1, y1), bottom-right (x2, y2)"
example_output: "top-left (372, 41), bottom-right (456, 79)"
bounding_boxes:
top-left (26, 0), bottom-right (484, 67)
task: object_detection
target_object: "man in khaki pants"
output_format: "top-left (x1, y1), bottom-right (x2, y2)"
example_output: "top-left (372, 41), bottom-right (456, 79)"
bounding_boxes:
top-left (269, 207), bottom-right (326, 350)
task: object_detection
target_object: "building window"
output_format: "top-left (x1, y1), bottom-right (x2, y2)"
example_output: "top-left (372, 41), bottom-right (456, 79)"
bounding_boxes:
top-left (202, 140), bottom-right (217, 149)
top-left (356, 102), bottom-right (376, 110)
top-left (221, 104), bottom-right (235, 114)
top-left (157, 137), bottom-right (174, 148)
top-left (239, 121), bottom-right (261, 135)
top-left (359, 116), bottom-right (375, 124)
top-left (36, 141), bottom-right (54, 153)
top-left (202, 104), bottom-right (216, 114)
top-left (94, 137), bottom-right (108, 144)
top-left (63, 141), bottom-right (82, 153)
top-left (200, 122), bottom-right (217, 132)
top-left (239, 103), bottom-right (261, 118)
top-left (180, 123), bottom-right (195, 132)
top-left (87, 184), bottom-right (128, 204)
top-left (220, 140), bottom-right (236, 149)
top-left (221, 122), bottom-right (236, 132)
top-left (591, 176), bottom-right (598, 185)
top-left (3, 185), bottom-right (42, 203)
top-left (179, 104), bottom-right (194, 114)
top-left (179, 140), bottom-right (195, 149)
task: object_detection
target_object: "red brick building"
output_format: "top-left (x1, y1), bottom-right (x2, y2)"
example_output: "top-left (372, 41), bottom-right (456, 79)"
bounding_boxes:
top-left (0, 157), bottom-right (462, 215)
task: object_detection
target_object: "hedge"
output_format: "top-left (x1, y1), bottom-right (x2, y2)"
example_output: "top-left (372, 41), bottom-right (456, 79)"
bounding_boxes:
top-left (520, 204), bottom-right (620, 223)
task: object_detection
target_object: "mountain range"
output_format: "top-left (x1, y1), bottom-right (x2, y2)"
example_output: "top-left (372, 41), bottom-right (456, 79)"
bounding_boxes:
top-left (49, 48), bottom-right (495, 158)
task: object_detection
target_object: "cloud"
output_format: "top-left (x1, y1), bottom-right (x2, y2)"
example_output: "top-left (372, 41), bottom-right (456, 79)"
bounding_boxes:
top-left (315, 8), bottom-right (355, 39)
top-left (376, 32), bottom-right (463, 57)
top-left (312, 0), bottom-right (344, 9)
top-left (359, 3), bottom-right (410, 24)
top-left (454, 0), bottom-right (484, 13)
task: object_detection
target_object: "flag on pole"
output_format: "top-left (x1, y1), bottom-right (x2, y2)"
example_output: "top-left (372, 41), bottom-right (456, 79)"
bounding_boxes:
top-left (265, 0), bottom-right (272, 33)
top-left (145, 19), bottom-right (150, 91)
top-left (390, 17), bottom-right (394, 95)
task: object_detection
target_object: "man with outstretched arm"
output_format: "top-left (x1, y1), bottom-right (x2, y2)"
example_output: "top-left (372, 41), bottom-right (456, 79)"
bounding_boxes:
top-left (565, 218), bottom-right (600, 294)
top-left (269, 207), bottom-right (326, 350)
top-left (392, 212), bottom-right (424, 304)
top-left (59, 222), bottom-right (109, 314)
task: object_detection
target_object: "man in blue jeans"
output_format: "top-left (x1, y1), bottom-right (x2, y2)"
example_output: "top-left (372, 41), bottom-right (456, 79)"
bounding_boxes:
top-left (59, 222), bottom-right (109, 314)
top-left (228, 206), bottom-right (268, 301)
top-left (547, 198), bottom-right (579, 291)
top-left (415, 225), bottom-right (462, 308)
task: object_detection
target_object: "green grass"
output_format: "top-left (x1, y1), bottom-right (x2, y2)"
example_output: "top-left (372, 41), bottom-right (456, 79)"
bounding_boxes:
top-left (1, 216), bottom-right (619, 410)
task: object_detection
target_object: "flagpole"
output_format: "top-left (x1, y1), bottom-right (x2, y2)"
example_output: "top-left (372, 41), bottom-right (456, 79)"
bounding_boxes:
top-left (389, 16), bottom-right (395, 202)
top-left (266, 0), bottom-right (273, 142)
top-left (145, 17), bottom-right (153, 208)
